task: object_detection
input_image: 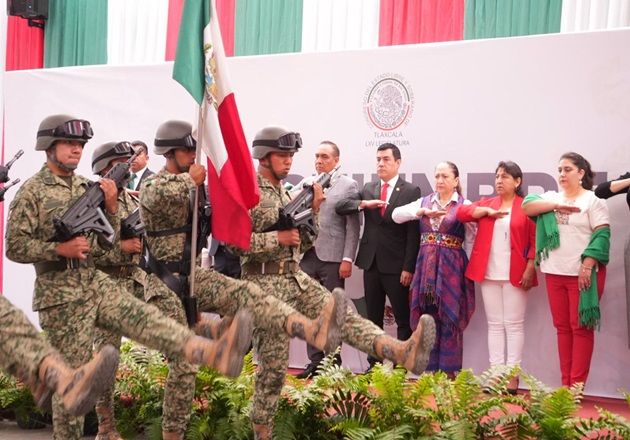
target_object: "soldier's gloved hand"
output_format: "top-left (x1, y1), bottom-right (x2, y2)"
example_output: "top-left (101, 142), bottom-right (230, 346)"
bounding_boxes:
top-left (121, 238), bottom-right (142, 254)
top-left (311, 183), bottom-right (325, 213)
top-left (278, 229), bottom-right (300, 247)
top-left (99, 178), bottom-right (119, 214)
top-left (57, 236), bottom-right (90, 259)
top-left (189, 164), bottom-right (207, 186)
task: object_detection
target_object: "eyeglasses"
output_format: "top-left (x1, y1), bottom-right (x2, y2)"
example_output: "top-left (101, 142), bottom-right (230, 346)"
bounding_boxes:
top-left (252, 132), bottom-right (303, 149)
top-left (38, 119), bottom-right (94, 140)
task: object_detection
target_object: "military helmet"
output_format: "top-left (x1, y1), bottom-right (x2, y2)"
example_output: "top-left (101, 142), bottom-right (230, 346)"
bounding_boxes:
top-left (251, 126), bottom-right (302, 159)
top-left (91, 141), bottom-right (134, 175)
top-left (35, 114), bottom-right (93, 151)
top-left (154, 120), bottom-right (196, 155)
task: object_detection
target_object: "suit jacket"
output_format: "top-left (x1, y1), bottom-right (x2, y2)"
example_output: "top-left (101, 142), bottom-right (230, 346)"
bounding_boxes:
top-left (457, 195), bottom-right (538, 287)
top-left (136, 168), bottom-right (155, 191)
top-left (305, 174), bottom-right (360, 263)
top-left (336, 176), bottom-right (421, 274)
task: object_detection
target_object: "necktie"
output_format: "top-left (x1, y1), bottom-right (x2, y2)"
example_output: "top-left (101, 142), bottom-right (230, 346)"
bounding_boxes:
top-left (128, 173), bottom-right (137, 190)
top-left (380, 182), bottom-right (389, 216)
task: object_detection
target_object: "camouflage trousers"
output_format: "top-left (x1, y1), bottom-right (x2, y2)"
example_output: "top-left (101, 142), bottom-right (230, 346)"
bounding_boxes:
top-left (93, 276), bottom-right (145, 430)
top-left (0, 295), bottom-right (55, 380)
top-left (243, 270), bottom-right (383, 426)
top-left (37, 268), bottom-right (195, 440)
top-left (144, 265), bottom-right (312, 435)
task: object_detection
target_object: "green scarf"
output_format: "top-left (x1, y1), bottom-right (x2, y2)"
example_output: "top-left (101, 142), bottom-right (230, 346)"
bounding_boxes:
top-left (522, 194), bottom-right (560, 265)
top-left (579, 227), bottom-right (610, 329)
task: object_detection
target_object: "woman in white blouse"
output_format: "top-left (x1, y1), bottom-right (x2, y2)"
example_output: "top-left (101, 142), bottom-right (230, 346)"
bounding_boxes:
top-left (522, 152), bottom-right (610, 387)
top-left (392, 161), bottom-right (476, 378)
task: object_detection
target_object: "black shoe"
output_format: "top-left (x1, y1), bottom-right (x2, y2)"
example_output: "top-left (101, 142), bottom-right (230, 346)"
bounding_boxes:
top-left (295, 363), bottom-right (320, 379)
top-left (361, 362), bottom-right (376, 375)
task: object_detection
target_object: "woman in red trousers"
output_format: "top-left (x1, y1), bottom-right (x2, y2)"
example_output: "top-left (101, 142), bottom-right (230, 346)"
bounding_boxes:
top-left (522, 152), bottom-right (609, 388)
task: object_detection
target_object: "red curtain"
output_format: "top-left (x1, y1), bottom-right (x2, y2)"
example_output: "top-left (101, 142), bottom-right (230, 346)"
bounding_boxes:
top-left (5, 16), bottom-right (44, 71)
top-left (165, 0), bottom-right (185, 61)
top-left (165, 0), bottom-right (236, 61)
top-left (215, 0), bottom-right (235, 57)
top-left (379, 0), bottom-right (464, 46)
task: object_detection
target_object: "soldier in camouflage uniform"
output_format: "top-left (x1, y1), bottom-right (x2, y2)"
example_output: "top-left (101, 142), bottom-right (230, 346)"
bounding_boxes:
top-left (5, 114), bottom-right (254, 440)
top-left (0, 294), bottom-right (119, 417)
top-left (90, 141), bottom-right (148, 440)
top-left (229, 126), bottom-right (437, 439)
top-left (139, 120), bottom-right (347, 440)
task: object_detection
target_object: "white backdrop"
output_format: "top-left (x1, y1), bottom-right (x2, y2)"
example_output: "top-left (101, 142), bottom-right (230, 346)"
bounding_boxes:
top-left (3, 28), bottom-right (630, 398)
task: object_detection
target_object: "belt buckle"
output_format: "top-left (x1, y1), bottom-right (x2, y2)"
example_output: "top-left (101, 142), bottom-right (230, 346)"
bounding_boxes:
top-left (278, 261), bottom-right (285, 275)
top-left (119, 266), bottom-right (127, 278)
top-left (260, 262), bottom-right (266, 275)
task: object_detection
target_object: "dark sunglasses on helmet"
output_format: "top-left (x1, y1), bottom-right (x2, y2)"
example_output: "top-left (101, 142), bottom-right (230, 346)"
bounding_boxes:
top-left (154, 134), bottom-right (196, 148)
top-left (37, 119), bottom-right (94, 140)
top-left (111, 141), bottom-right (134, 155)
top-left (252, 132), bottom-right (302, 149)
top-left (92, 142), bottom-right (134, 167)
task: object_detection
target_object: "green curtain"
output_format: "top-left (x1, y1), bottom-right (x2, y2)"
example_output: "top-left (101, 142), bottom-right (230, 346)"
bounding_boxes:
top-left (234, 0), bottom-right (303, 56)
top-left (44, 0), bottom-right (108, 68)
top-left (464, 0), bottom-right (562, 40)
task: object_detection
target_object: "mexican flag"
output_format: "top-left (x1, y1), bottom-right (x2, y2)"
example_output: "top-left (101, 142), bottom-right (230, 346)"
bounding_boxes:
top-left (172, 0), bottom-right (259, 250)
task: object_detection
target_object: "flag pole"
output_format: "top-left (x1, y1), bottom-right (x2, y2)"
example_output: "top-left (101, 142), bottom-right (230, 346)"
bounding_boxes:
top-left (188, 105), bottom-right (204, 317)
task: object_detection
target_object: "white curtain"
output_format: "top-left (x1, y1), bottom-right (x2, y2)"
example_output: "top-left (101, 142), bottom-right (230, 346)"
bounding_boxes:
top-left (108, 0), bottom-right (170, 65)
top-left (301, 0), bottom-right (380, 52)
top-left (561, 0), bottom-right (630, 32)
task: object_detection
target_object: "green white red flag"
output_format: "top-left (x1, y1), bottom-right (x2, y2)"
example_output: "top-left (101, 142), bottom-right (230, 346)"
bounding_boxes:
top-left (173, 0), bottom-right (259, 250)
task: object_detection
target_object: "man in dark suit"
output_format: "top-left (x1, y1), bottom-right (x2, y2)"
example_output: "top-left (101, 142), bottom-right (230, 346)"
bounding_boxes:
top-left (336, 143), bottom-right (420, 371)
top-left (128, 140), bottom-right (155, 192)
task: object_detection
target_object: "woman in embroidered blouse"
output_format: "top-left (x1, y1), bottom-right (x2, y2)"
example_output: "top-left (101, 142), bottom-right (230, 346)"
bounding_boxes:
top-left (522, 152), bottom-right (609, 387)
top-left (392, 161), bottom-right (476, 377)
top-left (457, 161), bottom-right (537, 394)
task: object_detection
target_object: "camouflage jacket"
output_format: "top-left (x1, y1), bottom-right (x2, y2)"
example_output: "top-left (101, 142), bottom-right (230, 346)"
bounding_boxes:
top-left (5, 164), bottom-right (120, 310)
top-left (229, 173), bottom-right (317, 264)
top-left (94, 190), bottom-right (145, 285)
top-left (139, 167), bottom-right (197, 262)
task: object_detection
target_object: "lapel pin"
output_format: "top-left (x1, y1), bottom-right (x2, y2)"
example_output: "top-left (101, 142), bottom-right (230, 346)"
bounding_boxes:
top-left (396, 187), bottom-right (400, 191)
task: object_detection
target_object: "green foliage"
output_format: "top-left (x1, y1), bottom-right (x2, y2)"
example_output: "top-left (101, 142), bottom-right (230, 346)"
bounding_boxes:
top-left (0, 369), bottom-right (46, 423)
top-left (113, 341), bottom-right (168, 438)
top-left (5, 342), bottom-right (627, 439)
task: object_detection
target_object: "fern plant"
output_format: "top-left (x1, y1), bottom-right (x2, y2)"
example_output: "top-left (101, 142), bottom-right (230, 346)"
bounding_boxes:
top-left (94, 341), bottom-right (630, 439)
top-left (0, 369), bottom-right (47, 427)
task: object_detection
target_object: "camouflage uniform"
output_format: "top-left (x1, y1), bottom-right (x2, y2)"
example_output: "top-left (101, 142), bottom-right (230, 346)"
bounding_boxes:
top-left (139, 167), bottom-right (324, 436)
top-left (230, 173), bottom-right (384, 427)
top-left (0, 295), bottom-right (55, 379)
top-left (92, 189), bottom-right (146, 434)
top-left (5, 165), bottom-right (198, 440)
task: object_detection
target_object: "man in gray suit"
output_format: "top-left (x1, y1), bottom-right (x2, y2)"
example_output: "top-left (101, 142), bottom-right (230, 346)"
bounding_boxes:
top-left (295, 141), bottom-right (360, 378)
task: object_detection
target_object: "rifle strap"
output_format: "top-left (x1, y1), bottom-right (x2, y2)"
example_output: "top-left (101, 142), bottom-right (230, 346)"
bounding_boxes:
top-left (139, 241), bottom-right (187, 299)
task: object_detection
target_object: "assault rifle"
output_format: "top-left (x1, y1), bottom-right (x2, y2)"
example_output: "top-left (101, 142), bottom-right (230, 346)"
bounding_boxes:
top-left (0, 149), bottom-right (23, 184)
top-left (0, 149), bottom-right (24, 202)
top-left (263, 165), bottom-right (340, 236)
top-left (121, 208), bottom-right (145, 239)
top-left (51, 149), bottom-right (141, 244)
top-left (0, 179), bottom-right (21, 202)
